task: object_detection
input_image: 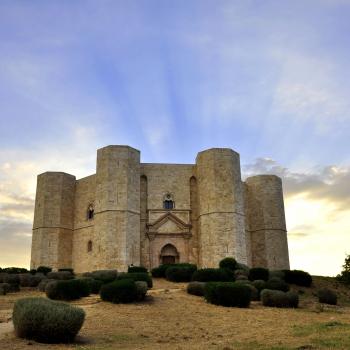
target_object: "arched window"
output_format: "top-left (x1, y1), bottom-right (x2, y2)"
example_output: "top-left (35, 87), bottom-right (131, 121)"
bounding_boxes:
top-left (87, 240), bottom-right (92, 252)
top-left (163, 193), bottom-right (174, 210)
top-left (87, 204), bottom-right (94, 220)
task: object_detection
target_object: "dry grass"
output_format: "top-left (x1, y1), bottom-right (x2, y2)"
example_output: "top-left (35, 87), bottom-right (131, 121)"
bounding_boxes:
top-left (0, 276), bottom-right (350, 349)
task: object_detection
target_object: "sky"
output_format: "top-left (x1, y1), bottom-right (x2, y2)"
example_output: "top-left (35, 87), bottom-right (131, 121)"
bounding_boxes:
top-left (0, 0), bottom-right (350, 276)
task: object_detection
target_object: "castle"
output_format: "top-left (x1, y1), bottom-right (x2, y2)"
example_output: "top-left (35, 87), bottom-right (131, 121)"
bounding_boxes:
top-left (30, 145), bottom-right (290, 273)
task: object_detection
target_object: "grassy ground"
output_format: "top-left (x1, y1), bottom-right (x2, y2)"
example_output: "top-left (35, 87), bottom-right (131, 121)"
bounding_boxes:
top-left (1, 276), bottom-right (350, 349)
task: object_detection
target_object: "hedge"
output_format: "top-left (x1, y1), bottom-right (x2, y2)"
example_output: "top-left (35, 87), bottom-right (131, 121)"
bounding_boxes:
top-left (283, 270), bottom-right (312, 287)
top-left (192, 268), bottom-right (233, 282)
top-left (47, 271), bottom-right (74, 280)
top-left (135, 281), bottom-right (148, 301)
top-left (36, 266), bottom-right (52, 275)
top-left (261, 289), bottom-right (299, 308)
top-left (89, 270), bottom-right (118, 283)
top-left (204, 282), bottom-right (251, 307)
top-left (19, 274), bottom-right (44, 287)
top-left (117, 272), bottom-right (153, 288)
top-left (219, 257), bottom-right (237, 271)
top-left (318, 288), bottom-right (337, 305)
top-left (46, 279), bottom-right (90, 301)
top-left (128, 266), bottom-right (148, 273)
top-left (12, 297), bottom-right (85, 343)
top-left (187, 281), bottom-right (206, 296)
top-left (151, 264), bottom-right (172, 278)
top-left (100, 279), bottom-right (137, 303)
top-left (165, 266), bottom-right (196, 282)
top-left (248, 267), bottom-right (269, 281)
top-left (265, 278), bottom-right (290, 292)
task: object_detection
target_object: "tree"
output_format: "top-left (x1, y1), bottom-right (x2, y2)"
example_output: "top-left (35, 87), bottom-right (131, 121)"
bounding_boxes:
top-left (337, 254), bottom-right (350, 284)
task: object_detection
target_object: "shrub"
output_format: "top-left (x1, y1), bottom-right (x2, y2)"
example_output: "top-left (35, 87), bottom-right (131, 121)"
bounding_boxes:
top-left (204, 282), bottom-right (251, 307)
top-left (13, 297), bottom-right (85, 343)
top-left (30, 269), bottom-right (37, 275)
top-left (0, 286), bottom-right (6, 295)
top-left (337, 254), bottom-right (350, 284)
top-left (89, 270), bottom-right (118, 283)
top-left (284, 270), bottom-right (312, 287)
top-left (219, 257), bottom-right (237, 271)
top-left (235, 275), bottom-right (248, 281)
top-left (234, 269), bottom-right (249, 279)
top-left (100, 279), bottom-right (137, 303)
top-left (117, 272), bottom-right (153, 288)
top-left (192, 268), bottom-right (233, 282)
top-left (47, 271), bottom-right (74, 280)
top-left (46, 279), bottom-right (90, 301)
top-left (36, 266), bottom-right (52, 275)
top-left (246, 284), bottom-right (259, 301)
top-left (58, 268), bottom-right (74, 274)
top-left (135, 281), bottom-right (148, 301)
top-left (128, 266), bottom-right (148, 273)
top-left (19, 274), bottom-right (44, 287)
top-left (187, 281), bottom-right (206, 296)
top-left (165, 266), bottom-right (195, 282)
top-left (3, 267), bottom-right (27, 274)
top-left (0, 283), bottom-right (10, 294)
top-left (269, 270), bottom-right (285, 280)
top-left (236, 263), bottom-right (250, 274)
top-left (318, 288), bottom-right (337, 305)
top-left (252, 280), bottom-right (267, 292)
top-left (249, 267), bottom-right (269, 281)
top-left (4, 274), bottom-right (20, 292)
top-left (79, 278), bottom-right (103, 294)
top-left (38, 279), bottom-right (52, 292)
top-left (261, 289), bottom-right (299, 308)
top-left (0, 272), bottom-right (8, 283)
top-left (265, 278), bottom-right (290, 292)
top-left (151, 264), bottom-right (172, 278)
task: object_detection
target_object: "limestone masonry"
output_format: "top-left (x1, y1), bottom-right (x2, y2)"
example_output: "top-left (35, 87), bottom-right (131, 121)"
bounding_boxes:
top-left (31, 145), bottom-right (290, 272)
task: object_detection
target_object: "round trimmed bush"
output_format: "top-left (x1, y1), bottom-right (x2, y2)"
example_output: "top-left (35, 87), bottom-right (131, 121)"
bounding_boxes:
top-left (36, 266), bottom-right (52, 275)
top-left (19, 274), bottom-right (44, 287)
top-left (204, 282), bottom-right (251, 307)
top-left (4, 274), bottom-right (20, 292)
top-left (46, 279), bottom-right (90, 301)
top-left (269, 270), bottom-right (285, 280)
top-left (219, 257), bottom-right (237, 271)
top-left (38, 279), bottom-right (53, 292)
top-left (47, 271), bottom-right (74, 280)
top-left (318, 288), bottom-right (337, 305)
top-left (12, 297), bottom-right (85, 343)
top-left (165, 266), bottom-right (195, 282)
top-left (135, 281), bottom-right (148, 301)
top-left (235, 275), bottom-right (249, 281)
top-left (0, 272), bottom-right (8, 283)
top-left (252, 280), bottom-right (267, 292)
top-left (265, 278), bottom-right (290, 292)
top-left (128, 266), bottom-right (147, 273)
top-left (117, 272), bottom-right (153, 288)
top-left (283, 270), bottom-right (312, 287)
top-left (58, 268), bottom-right (74, 274)
top-left (261, 289), bottom-right (299, 308)
top-left (89, 270), bottom-right (118, 283)
top-left (249, 267), bottom-right (269, 281)
top-left (151, 264), bottom-right (172, 278)
top-left (3, 267), bottom-right (27, 274)
top-left (100, 279), bottom-right (137, 303)
top-left (192, 268), bottom-right (233, 282)
top-left (234, 269), bottom-right (249, 279)
top-left (187, 281), bottom-right (206, 296)
top-left (79, 278), bottom-right (103, 294)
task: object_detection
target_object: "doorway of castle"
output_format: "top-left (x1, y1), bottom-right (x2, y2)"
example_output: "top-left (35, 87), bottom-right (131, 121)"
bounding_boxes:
top-left (160, 243), bottom-right (179, 265)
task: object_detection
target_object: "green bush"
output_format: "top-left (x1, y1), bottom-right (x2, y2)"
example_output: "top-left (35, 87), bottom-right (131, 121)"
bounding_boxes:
top-left (128, 266), bottom-right (148, 273)
top-left (3, 267), bottom-right (28, 274)
top-left (117, 272), bottom-right (153, 288)
top-left (261, 289), bottom-right (299, 308)
top-left (234, 269), bottom-right (249, 279)
top-left (318, 288), bottom-right (337, 305)
top-left (283, 270), bottom-right (312, 287)
top-left (58, 268), bottom-right (74, 274)
top-left (19, 274), bottom-right (44, 287)
top-left (30, 269), bottom-right (37, 275)
top-left (46, 279), bottom-right (90, 301)
top-left (219, 257), bottom-right (237, 271)
top-left (236, 263), bottom-right (250, 274)
top-left (252, 280), bottom-right (267, 292)
top-left (265, 278), bottom-right (290, 292)
top-left (135, 281), bottom-right (148, 301)
top-left (192, 268), bottom-right (233, 282)
top-left (79, 278), bottom-right (103, 294)
top-left (13, 297), bottom-right (85, 343)
top-left (0, 283), bottom-right (10, 295)
top-left (100, 279), bottom-right (137, 303)
top-left (36, 266), bottom-right (52, 275)
top-left (151, 264), bottom-right (172, 278)
top-left (38, 279), bottom-right (52, 292)
top-left (165, 266), bottom-right (196, 282)
top-left (204, 282), bottom-right (251, 307)
top-left (47, 271), bottom-right (74, 280)
top-left (235, 275), bottom-right (249, 281)
top-left (269, 270), bottom-right (285, 280)
top-left (0, 272), bottom-right (8, 283)
top-left (89, 270), bottom-right (118, 283)
top-left (4, 274), bottom-right (20, 292)
top-left (249, 267), bottom-right (269, 281)
top-left (245, 284), bottom-right (259, 301)
top-left (187, 281), bottom-right (206, 296)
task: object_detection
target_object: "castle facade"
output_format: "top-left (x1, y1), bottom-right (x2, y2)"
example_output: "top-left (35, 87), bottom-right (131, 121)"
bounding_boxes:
top-left (30, 145), bottom-right (290, 272)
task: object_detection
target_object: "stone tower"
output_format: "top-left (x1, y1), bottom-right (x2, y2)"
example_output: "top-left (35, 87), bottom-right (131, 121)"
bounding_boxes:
top-left (30, 145), bottom-right (290, 272)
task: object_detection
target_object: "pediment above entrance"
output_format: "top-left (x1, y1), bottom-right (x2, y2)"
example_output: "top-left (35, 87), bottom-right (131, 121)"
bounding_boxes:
top-left (147, 212), bottom-right (191, 235)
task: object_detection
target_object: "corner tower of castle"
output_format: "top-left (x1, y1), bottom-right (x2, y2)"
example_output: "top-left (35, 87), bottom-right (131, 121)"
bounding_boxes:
top-left (30, 145), bottom-right (290, 272)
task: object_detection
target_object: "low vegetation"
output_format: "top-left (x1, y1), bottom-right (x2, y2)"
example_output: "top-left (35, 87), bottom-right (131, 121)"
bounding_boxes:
top-left (100, 279), bottom-right (138, 303)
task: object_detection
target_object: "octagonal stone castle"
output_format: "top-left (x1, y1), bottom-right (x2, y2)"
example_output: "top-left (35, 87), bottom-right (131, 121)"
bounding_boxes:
top-left (30, 145), bottom-right (290, 273)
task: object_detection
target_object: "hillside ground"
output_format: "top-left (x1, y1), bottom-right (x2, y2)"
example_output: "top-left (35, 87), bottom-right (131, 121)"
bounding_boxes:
top-left (1, 276), bottom-right (350, 350)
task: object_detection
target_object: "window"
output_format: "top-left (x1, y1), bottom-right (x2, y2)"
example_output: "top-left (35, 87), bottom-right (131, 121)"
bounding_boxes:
top-left (87, 204), bottom-right (94, 220)
top-left (163, 193), bottom-right (175, 210)
top-left (87, 240), bottom-right (92, 252)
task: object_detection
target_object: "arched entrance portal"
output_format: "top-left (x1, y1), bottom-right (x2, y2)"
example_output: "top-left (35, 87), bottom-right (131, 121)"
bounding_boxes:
top-left (160, 244), bottom-right (179, 265)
